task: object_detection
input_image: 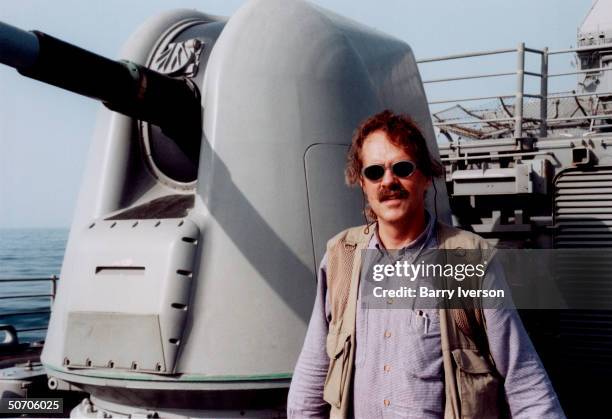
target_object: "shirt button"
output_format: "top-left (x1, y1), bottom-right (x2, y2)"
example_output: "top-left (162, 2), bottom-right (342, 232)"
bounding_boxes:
top-left (384, 399), bottom-right (390, 407)
top-left (384, 330), bottom-right (392, 338)
top-left (387, 298), bottom-right (394, 305)
top-left (383, 364), bottom-right (391, 372)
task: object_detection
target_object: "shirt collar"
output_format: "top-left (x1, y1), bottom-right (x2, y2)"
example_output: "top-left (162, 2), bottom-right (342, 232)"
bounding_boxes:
top-left (369, 210), bottom-right (435, 253)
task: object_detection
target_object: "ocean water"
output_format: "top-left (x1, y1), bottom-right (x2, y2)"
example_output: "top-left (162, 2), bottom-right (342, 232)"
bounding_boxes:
top-left (0, 228), bottom-right (68, 342)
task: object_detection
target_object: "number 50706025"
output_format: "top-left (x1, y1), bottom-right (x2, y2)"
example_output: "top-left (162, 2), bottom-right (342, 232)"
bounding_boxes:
top-left (1, 398), bottom-right (63, 414)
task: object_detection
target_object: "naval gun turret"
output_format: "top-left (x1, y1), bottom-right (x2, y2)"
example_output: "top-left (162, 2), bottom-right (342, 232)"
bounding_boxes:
top-left (0, 0), bottom-right (449, 416)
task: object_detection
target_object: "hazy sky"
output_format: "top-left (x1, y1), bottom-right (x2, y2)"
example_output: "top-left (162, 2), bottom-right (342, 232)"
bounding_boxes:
top-left (0, 0), bottom-right (593, 227)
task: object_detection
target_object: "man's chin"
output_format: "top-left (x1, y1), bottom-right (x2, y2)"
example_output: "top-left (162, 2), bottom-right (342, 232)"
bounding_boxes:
top-left (372, 207), bottom-right (409, 225)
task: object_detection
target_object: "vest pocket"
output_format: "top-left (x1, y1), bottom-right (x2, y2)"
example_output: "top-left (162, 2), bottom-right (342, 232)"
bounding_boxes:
top-left (451, 348), bottom-right (503, 419)
top-left (323, 327), bottom-right (352, 409)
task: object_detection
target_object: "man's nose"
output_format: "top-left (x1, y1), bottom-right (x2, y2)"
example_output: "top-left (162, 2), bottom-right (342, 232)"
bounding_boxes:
top-left (380, 167), bottom-right (395, 186)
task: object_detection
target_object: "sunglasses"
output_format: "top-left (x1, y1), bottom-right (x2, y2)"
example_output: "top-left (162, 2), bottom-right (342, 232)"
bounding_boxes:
top-left (361, 160), bottom-right (416, 181)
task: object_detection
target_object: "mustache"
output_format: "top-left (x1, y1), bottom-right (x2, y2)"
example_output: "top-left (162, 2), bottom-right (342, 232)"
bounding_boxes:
top-left (378, 184), bottom-right (409, 202)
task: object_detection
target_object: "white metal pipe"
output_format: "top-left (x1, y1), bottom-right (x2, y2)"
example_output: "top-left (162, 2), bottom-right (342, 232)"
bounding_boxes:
top-left (540, 47), bottom-right (549, 137)
top-left (514, 42), bottom-right (526, 138)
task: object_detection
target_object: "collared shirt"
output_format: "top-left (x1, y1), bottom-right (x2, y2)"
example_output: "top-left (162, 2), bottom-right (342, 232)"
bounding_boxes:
top-left (287, 216), bottom-right (565, 418)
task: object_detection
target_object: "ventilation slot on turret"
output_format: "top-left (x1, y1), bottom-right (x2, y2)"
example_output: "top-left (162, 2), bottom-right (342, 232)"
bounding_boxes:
top-left (95, 266), bottom-right (145, 275)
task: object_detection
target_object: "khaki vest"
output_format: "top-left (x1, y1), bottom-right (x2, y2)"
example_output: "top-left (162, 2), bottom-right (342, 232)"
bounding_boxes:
top-left (322, 221), bottom-right (509, 418)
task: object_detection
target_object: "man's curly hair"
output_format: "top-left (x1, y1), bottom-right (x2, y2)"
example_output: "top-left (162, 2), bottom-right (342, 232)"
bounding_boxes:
top-left (345, 110), bottom-right (444, 186)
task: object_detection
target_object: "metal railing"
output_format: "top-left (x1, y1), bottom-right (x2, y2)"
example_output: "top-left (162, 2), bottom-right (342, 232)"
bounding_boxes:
top-left (0, 276), bottom-right (58, 335)
top-left (417, 42), bottom-right (612, 139)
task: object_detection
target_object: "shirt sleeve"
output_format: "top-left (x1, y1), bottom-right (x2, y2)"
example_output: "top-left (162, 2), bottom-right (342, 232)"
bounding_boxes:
top-left (287, 253), bottom-right (331, 418)
top-left (483, 259), bottom-right (566, 419)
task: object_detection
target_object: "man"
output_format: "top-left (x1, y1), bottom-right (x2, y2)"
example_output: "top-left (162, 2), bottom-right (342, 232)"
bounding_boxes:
top-left (287, 110), bottom-right (564, 418)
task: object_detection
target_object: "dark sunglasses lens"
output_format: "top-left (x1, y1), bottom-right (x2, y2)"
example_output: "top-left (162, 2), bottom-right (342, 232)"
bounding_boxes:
top-left (363, 165), bottom-right (385, 181)
top-left (393, 161), bottom-right (415, 177)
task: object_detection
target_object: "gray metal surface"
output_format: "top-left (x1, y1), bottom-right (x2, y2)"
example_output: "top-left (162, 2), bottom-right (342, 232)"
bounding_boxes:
top-left (50, 217), bottom-right (200, 379)
top-left (451, 163), bottom-right (543, 196)
top-left (552, 167), bottom-right (612, 416)
top-left (580, 0), bottom-right (612, 39)
top-left (304, 144), bottom-right (364, 266)
top-left (554, 168), bottom-right (612, 247)
top-left (0, 362), bottom-right (46, 398)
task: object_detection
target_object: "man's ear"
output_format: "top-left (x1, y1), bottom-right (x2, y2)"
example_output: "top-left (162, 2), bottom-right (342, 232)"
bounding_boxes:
top-left (423, 176), bottom-right (433, 198)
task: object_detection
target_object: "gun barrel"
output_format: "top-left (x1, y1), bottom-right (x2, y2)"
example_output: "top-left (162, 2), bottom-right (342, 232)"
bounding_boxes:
top-left (0, 22), bottom-right (39, 69)
top-left (0, 21), bottom-right (201, 160)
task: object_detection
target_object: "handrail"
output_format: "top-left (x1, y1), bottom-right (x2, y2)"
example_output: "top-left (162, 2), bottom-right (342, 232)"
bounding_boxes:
top-left (420, 43), bottom-right (540, 138)
top-left (549, 67), bottom-right (612, 78)
top-left (441, 151), bottom-right (552, 162)
top-left (418, 40), bottom-right (612, 139)
top-left (549, 91), bottom-right (612, 99)
top-left (428, 94), bottom-right (517, 105)
top-left (434, 117), bottom-right (541, 126)
top-left (0, 294), bottom-right (54, 300)
top-left (0, 275), bottom-right (58, 337)
top-left (423, 71), bottom-right (516, 84)
top-left (417, 47), bottom-right (518, 63)
top-left (0, 310), bottom-right (52, 318)
top-left (0, 276), bottom-right (58, 283)
top-left (540, 47), bottom-right (548, 137)
top-left (548, 43), bottom-right (612, 55)
top-left (15, 327), bottom-right (49, 333)
top-left (547, 114), bottom-right (612, 123)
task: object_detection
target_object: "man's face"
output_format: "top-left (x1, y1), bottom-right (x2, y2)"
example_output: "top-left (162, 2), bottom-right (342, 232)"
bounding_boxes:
top-left (359, 130), bottom-right (431, 226)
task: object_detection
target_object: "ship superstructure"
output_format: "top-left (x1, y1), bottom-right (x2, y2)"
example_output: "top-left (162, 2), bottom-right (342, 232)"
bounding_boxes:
top-left (418, 0), bottom-right (612, 416)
